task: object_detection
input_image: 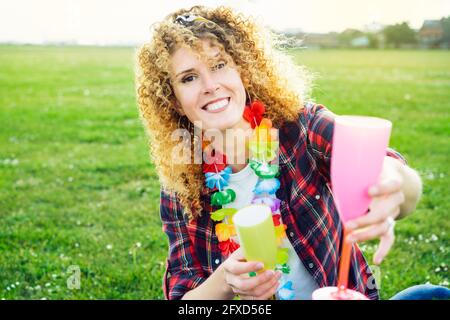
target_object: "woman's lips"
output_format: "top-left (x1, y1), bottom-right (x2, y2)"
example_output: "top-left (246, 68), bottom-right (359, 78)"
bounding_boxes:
top-left (202, 97), bottom-right (230, 113)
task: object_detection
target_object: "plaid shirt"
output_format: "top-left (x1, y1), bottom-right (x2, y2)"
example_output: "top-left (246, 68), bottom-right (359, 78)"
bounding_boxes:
top-left (159, 103), bottom-right (407, 300)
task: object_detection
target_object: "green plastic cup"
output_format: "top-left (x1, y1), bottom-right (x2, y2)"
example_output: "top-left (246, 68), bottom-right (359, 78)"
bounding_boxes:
top-left (232, 205), bottom-right (278, 270)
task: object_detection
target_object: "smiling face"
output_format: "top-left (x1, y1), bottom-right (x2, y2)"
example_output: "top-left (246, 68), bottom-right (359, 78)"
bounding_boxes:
top-left (169, 39), bottom-right (247, 131)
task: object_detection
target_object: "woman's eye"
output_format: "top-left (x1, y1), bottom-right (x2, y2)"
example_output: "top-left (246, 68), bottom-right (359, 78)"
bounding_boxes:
top-left (212, 62), bottom-right (226, 71)
top-left (181, 75), bottom-right (196, 83)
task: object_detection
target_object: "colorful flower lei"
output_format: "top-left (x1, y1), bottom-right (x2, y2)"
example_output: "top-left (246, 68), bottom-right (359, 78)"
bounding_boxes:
top-left (202, 100), bottom-right (295, 300)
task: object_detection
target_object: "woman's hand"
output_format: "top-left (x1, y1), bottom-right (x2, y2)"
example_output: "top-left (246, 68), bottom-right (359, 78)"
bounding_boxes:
top-left (222, 248), bottom-right (282, 300)
top-left (345, 157), bottom-right (406, 265)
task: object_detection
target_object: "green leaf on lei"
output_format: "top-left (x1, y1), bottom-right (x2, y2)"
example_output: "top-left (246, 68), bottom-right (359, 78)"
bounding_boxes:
top-left (249, 159), bottom-right (279, 179)
top-left (211, 208), bottom-right (238, 221)
top-left (276, 263), bottom-right (291, 274)
top-left (211, 189), bottom-right (236, 206)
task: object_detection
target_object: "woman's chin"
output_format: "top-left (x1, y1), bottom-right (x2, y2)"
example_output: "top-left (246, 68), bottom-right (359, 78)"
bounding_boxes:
top-left (200, 115), bottom-right (239, 131)
top-left (202, 123), bottom-right (231, 132)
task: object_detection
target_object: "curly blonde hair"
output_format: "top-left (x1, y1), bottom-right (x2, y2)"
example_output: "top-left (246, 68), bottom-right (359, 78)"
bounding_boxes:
top-left (136, 5), bottom-right (312, 220)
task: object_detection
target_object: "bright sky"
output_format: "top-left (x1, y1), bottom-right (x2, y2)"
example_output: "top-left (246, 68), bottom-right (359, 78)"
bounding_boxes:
top-left (0, 0), bottom-right (448, 45)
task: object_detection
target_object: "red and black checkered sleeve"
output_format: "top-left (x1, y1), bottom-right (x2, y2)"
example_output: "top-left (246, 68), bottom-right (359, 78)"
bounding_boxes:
top-left (159, 188), bottom-right (208, 300)
top-left (304, 103), bottom-right (336, 181)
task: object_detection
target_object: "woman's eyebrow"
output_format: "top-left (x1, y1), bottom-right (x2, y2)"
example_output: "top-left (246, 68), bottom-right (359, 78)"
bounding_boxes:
top-left (206, 52), bottom-right (225, 64)
top-left (175, 68), bottom-right (195, 78)
top-left (175, 52), bottom-right (223, 78)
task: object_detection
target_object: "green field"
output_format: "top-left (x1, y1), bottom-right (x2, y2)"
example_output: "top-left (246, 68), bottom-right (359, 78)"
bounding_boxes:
top-left (0, 46), bottom-right (449, 299)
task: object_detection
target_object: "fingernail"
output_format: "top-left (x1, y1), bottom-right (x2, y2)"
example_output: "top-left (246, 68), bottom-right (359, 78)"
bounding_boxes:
top-left (256, 263), bottom-right (264, 270)
top-left (265, 270), bottom-right (275, 277)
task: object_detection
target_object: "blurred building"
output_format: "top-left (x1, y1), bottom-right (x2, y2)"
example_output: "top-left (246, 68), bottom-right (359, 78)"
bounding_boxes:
top-left (350, 36), bottom-right (370, 48)
top-left (295, 32), bottom-right (339, 49)
top-left (419, 20), bottom-right (444, 48)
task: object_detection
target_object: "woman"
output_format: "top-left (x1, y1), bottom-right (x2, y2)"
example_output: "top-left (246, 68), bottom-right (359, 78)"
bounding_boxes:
top-left (136, 6), bottom-right (426, 300)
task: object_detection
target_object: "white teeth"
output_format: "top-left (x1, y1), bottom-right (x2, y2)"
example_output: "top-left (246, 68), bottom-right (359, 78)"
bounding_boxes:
top-left (204, 98), bottom-right (228, 111)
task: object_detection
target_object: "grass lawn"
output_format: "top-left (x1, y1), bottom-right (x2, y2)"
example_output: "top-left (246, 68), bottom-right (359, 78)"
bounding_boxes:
top-left (0, 46), bottom-right (448, 299)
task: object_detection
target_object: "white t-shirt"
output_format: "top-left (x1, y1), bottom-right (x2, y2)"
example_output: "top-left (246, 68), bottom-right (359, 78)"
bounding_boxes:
top-left (223, 163), bottom-right (319, 300)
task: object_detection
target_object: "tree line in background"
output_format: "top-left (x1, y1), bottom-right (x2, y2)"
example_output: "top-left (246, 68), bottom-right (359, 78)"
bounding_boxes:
top-left (288, 16), bottom-right (450, 49)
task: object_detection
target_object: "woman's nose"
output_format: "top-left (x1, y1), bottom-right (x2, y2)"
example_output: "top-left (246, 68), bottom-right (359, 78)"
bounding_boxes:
top-left (202, 73), bottom-right (220, 94)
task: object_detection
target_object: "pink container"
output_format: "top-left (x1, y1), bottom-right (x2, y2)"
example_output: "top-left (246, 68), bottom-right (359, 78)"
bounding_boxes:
top-left (331, 116), bottom-right (392, 223)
